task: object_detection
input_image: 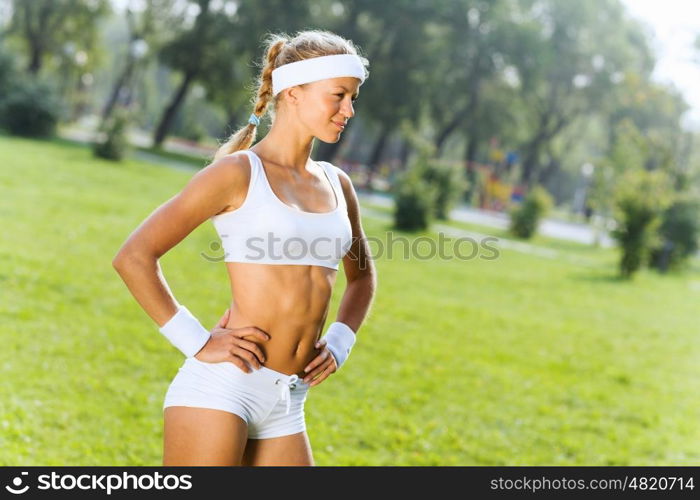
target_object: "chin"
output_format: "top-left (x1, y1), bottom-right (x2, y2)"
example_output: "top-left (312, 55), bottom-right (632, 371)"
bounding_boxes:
top-left (316, 134), bottom-right (342, 144)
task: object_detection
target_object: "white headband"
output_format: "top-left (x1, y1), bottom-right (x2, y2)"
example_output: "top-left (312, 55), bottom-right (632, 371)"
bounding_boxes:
top-left (271, 54), bottom-right (366, 97)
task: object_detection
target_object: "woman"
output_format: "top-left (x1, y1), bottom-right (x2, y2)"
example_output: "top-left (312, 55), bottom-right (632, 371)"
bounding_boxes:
top-left (112, 30), bottom-right (377, 466)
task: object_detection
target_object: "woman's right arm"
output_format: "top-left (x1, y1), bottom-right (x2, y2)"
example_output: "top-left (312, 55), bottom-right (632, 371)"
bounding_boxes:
top-left (111, 154), bottom-right (245, 327)
top-left (112, 152), bottom-right (268, 371)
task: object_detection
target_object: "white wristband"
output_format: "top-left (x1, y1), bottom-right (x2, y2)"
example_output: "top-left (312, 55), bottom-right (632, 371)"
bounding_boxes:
top-left (324, 322), bottom-right (356, 369)
top-left (158, 304), bottom-right (211, 358)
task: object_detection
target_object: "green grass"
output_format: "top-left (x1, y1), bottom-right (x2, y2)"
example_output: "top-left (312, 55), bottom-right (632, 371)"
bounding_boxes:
top-left (1, 134), bottom-right (699, 465)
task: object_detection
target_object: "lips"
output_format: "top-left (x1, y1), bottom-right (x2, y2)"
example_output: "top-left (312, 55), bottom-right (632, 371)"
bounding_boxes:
top-left (333, 121), bottom-right (345, 130)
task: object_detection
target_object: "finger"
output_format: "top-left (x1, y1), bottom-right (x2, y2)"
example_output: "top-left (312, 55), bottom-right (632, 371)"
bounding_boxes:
top-left (210, 325), bottom-right (231, 336)
top-left (314, 337), bottom-right (327, 349)
top-left (231, 346), bottom-right (262, 369)
top-left (327, 352), bottom-right (338, 371)
top-left (234, 338), bottom-right (266, 363)
top-left (303, 349), bottom-right (330, 374)
top-left (309, 364), bottom-right (333, 387)
top-left (227, 355), bottom-right (251, 374)
top-left (303, 354), bottom-right (332, 383)
top-left (217, 308), bottom-right (230, 328)
top-left (233, 326), bottom-right (270, 342)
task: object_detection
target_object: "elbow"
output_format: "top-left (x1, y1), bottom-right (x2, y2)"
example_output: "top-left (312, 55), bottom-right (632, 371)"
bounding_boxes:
top-left (112, 252), bottom-right (125, 272)
top-left (112, 253), bottom-right (131, 276)
top-left (112, 249), bottom-right (152, 274)
top-left (112, 247), bottom-right (131, 271)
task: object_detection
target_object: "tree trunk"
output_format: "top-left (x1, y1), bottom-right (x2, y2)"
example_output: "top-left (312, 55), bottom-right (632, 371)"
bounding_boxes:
top-left (220, 107), bottom-right (239, 138)
top-left (435, 111), bottom-right (465, 156)
top-left (537, 155), bottom-right (560, 186)
top-left (398, 137), bottom-right (412, 169)
top-left (102, 6), bottom-right (145, 122)
top-left (102, 56), bottom-right (136, 122)
top-left (364, 126), bottom-right (390, 191)
top-left (464, 132), bottom-right (479, 164)
top-left (448, 72), bottom-right (483, 162)
top-left (23, 2), bottom-right (48, 74)
top-left (520, 111), bottom-right (572, 187)
top-left (152, 71), bottom-right (196, 147)
top-left (27, 43), bottom-right (42, 74)
top-left (520, 141), bottom-right (542, 188)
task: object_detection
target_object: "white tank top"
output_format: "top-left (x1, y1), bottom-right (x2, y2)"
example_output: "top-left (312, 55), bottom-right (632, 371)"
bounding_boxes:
top-left (210, 150), bottom-right (353, 270)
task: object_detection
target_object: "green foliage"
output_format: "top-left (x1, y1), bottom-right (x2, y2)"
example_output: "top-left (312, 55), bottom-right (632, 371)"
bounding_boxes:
top-left (509, 185), bottom-right (553, 239)
top-left (394, 130), bottom-right (467, 223)
top-left (607, 75), bottom-right (688, 173)
top-left (0, 76), bottom-right (61, 137)
top-left (392, 162), bottom-right (438, 232)
top-left (611, 170), bottom-right (673, 278)
top-left (8, 0), bottom-right (112, 74)
top-left (589, 119), bottom-right (647, 217)
top-left (649, 196), bottom-right (700, 272)
top-left (420, 159), bottom-right (469, 220)
top-left (0, 46), bottom-right (20, 132)
top-left (0, 45), bottom-right (19, 98)
top-left (93, 108), bottom-right (131, 161)
top-left (179, 116), bottom-right (207, 143)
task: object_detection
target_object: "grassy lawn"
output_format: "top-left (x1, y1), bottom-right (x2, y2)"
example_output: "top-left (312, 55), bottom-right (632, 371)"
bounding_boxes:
top-left (1, 134), bottom-right (699, 465)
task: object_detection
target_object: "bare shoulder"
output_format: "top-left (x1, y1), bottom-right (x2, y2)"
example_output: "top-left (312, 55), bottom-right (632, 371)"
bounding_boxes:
top-left (200, 151), bottom-right (252, 214)
top-left (323, 163), bottom-right (374, 279)
top-left (202, 151), bottom-right (251, 184)
top-left (333, 164), bottom-right (351, 186)
top-left (112, 151), bottom-right (254, 261)
top-left (327, 163), bottom-right (357, 202)
top-left (325, 162), bottom-right (362, 223)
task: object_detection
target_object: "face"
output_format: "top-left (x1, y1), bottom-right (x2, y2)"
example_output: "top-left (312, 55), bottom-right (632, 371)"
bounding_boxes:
top-left (284, 76), bottom-right (361, 142)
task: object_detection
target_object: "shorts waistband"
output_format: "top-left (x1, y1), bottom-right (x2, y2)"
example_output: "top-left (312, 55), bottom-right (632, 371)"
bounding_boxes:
top-left (256, 365), bottom-right (306, 388)
top-left (185, 357), bottom-right (309, 392)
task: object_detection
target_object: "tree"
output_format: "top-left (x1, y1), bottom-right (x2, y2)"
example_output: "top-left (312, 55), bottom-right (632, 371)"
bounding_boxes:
top-left (345, 0), bottom-right (436, 188)
top-left (152, 0), bottom-right (312, 147)
top-left (424, 0), bottom-right (518, 159)
top-left (612, 169), bottom-right (672, 278)
top-left (101, 0), bottom-right (182, 123)
top-left (509, 0), bottom-right (653, 188)
top-left (205, 0), bottom-right (312, 139)
top-left (9, 0), bottom-right (110, 75)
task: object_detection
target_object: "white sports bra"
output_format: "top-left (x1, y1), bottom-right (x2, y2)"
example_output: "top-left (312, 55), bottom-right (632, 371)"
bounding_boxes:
top-left (210, 150), bottom-right (353, 270)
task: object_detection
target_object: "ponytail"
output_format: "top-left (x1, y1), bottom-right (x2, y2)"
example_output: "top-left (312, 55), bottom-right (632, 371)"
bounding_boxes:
top-left (213, 36), bottom-right (287, 160)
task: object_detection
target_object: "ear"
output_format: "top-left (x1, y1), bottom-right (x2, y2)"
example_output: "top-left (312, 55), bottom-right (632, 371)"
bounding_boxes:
top-left (285, 85), bottom-right (302, 105)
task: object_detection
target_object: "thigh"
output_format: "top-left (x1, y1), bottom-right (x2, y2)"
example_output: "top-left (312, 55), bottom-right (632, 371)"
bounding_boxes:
top-left (163, 406), bottom-right (249, 466)
top-left (242, 431), bottom-right (314, 466)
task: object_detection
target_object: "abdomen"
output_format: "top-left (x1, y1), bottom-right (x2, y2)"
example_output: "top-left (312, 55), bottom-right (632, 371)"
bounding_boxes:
top-left (224, 262), bottom-right (338, 377)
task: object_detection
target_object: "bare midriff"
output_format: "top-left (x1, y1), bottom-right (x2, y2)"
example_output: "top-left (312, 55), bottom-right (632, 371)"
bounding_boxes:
top-left (224, 261), bottom-right (338, 379)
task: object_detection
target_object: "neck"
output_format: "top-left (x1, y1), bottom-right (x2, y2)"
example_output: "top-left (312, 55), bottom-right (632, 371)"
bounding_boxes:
top-left (252, 113), bottom-right (316, 173)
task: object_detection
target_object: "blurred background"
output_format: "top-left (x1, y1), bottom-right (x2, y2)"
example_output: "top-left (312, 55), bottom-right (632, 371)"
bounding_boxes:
top-left (1, 0), bottom-right (698, 465)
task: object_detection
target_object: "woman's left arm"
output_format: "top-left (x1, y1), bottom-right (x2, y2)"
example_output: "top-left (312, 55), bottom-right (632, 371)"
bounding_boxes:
top-left (303, 168), bottom-right (377, 385)
top-left (333, 168), bottom-right (377, 332)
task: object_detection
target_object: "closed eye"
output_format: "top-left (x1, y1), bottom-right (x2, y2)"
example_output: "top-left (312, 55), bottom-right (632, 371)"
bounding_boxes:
top-left (336, 93), bottom-right (359, 102)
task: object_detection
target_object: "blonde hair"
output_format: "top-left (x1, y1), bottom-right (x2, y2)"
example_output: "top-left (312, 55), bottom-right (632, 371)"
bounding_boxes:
top-left (213, 30), bottom-right (369, 161)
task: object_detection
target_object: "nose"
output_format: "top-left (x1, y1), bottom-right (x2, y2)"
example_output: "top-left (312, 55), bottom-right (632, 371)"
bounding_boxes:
top-left (341, 98), bottom-right (355, 120)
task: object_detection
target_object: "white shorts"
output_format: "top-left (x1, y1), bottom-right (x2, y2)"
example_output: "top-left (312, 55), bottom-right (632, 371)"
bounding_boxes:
top-left (163, 357), bottom-right (310, 439)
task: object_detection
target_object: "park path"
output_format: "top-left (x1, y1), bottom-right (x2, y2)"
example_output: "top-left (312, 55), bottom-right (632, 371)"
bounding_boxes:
top-left (360, 192), bottom-right (615, 248)
top-left (359, 206), bottom-right (606, 267)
